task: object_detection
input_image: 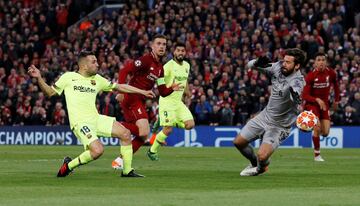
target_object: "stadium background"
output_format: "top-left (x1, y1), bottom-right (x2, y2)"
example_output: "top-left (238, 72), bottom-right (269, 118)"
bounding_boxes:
top-left (0, 0), bottom-right (359, 127)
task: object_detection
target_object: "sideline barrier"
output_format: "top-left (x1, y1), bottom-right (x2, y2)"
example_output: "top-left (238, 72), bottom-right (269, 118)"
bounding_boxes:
top-left (0, 126), bottom-right (359, 148)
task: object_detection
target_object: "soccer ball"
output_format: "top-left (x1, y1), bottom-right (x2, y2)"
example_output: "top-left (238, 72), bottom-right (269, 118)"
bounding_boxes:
top-left (296, 111), bottom-right (318, 132)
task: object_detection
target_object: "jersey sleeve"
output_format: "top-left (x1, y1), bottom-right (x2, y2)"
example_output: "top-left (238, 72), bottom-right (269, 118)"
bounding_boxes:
top-left (156, 67), bottom-right (166, 86)
top-left (163, 61), bottom-right (172, 87)
top-left (247, 59), bottom-right (276, 76)
top-left (302, 73), bottom-right (317, 103)
top-left (156, 67), bottom-right (174, 96)
top-left (118, 56), bottom-right (151, 84)
top-left (52, 72), bottom-right (70, 95)
top-left (96, 75), bottom-right (116, 92)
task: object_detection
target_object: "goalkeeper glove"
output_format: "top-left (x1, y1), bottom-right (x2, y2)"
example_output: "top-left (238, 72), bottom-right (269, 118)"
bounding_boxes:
top-left (254, 56), bottom-right (271, 68)
top-left (289, 86), bottom-right (301, 105)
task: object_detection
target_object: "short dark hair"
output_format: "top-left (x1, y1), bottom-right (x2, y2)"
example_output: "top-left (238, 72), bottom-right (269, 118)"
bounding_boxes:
top-left (314, 52), bottom-right (327, 59)
top-left (78, 50), bottom-right (95, 65)
top-left (78, 50), bottom-right (95, 60)
top-left (152, 34), bottom-right (167, 41)
top-left (284, 48), bottom-right (306, 67)
top-left (174, 42), bottom-right (186, 49)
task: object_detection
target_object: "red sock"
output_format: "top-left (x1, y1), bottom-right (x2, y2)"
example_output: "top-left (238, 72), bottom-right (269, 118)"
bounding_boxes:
top-left (312, 136), bottom-right (320, 156)
top-left (120, 122), bottom-right (139, 136)
top-left (132, 136), bottom-right (145, 153)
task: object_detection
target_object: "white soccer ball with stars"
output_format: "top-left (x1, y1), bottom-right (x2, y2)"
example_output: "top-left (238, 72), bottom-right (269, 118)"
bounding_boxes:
top-left (296, 111), bottom-right (318, 132)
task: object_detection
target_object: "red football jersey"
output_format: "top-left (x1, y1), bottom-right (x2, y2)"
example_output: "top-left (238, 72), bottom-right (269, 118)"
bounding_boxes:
top-left (302, 67), bottom-right (340, 106)
top-left (118, 52), bottom-right (173, 100)
top-left (119, 53), bottom-right (164, 90)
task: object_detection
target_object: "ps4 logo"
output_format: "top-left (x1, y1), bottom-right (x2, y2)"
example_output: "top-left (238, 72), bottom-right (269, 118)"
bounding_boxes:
top-left (174, 129), bottom-right (203, 147)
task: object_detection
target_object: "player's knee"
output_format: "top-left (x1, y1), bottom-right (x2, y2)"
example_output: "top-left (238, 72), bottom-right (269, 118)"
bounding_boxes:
top-left (121, 129), bottom-right (131, 141)
top-left (139, 127), bottom-right (150, 138)
top-left (314, 124), bottom-right (321, 133)
top-left (163, 127), bottom-right (173, 135)
top-left (321, 130), bottom-right (329, 137)
top-left (91, 145), bottom-right (104, 160)
top-left (233, 135), bottom-right (247, 148)
top-left (185, 121), bottom-right (195, 130)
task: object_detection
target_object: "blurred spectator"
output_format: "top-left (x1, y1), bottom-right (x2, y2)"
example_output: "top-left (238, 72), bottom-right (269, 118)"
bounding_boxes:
top-left (351, 92), bottom-right (360, 119)
top-left (31, 100), bottom-right (47, 125)
top-left (52, 102), bottom-right (65, 125)
top-left (209, 105), bottom-right (221, 126)
top-left (220, 102), bottom-right (233, 126)
top-left (195, 95), bottom-right (212, 125)
top-left (344, 106), bottom-right (358, 125)
top-left (234, 89), bottom-right (252, 125)
top-left (101, 95), bottom-right (115, 117)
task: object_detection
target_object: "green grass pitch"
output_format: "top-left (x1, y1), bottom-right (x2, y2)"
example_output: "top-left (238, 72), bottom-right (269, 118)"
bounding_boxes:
top-left (1, 146), bottom-right (360, 206)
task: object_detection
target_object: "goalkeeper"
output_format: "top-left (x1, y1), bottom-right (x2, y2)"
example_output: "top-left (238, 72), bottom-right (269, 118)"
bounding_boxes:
top-left (233, 48), bottom-right (306, 176)
top-left (147, 42), bottom-right (195, 161)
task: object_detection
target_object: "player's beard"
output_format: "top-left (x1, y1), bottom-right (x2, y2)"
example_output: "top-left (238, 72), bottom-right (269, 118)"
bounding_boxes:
top-left (281, 66), bottom-right (295, 76)
top-left (175, 55), bottom-right (184, 63)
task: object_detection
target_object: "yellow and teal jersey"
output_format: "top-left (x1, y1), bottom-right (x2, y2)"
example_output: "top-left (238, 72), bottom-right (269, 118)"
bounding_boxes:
top-left (159, 59), bottom-right (190, 104)
top-left (52, 72), bottom-right (116, 128)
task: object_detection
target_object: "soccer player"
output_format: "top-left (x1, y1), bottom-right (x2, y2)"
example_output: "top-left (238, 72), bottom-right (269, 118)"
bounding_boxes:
top-left (233, 48), bottom-right (306, 176)
top-left (302, 52), bottom-right (340, 161)
top-left (28, 51), bottom-right (155, 177)
top-left (147, 42), bottom-right (195, 161)
top-left (115, 34), bottom-right (180, 156)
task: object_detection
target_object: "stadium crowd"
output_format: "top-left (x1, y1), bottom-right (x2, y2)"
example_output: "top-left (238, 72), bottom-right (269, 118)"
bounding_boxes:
top-left (0, 0), bottom-right (359, 126)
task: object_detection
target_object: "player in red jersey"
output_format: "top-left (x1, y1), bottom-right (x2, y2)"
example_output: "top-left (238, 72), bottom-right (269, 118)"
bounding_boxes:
top-left (302, 52), bottom-right (340, 161)
top-left (115, 34), bottom-right (180, 161)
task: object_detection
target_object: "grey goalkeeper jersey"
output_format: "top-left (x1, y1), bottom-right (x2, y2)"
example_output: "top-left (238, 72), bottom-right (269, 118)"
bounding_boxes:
top-left (248, 59), bottom-right (305, 128)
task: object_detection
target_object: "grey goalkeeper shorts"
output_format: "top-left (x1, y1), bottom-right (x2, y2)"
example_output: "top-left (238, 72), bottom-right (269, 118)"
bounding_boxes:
top-left (240, 112), bottom-right (291, 149)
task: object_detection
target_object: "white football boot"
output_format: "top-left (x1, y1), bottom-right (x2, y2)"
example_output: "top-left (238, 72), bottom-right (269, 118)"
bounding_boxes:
top-left (314, 155), bottom-right (325, 162)
top-left (240, 165), bottom-right (259, 176)
top-left (111, 156), bottom-right (124, 170)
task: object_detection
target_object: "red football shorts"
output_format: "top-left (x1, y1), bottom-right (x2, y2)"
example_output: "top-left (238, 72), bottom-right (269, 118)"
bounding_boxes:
top-left (120, 94), bottom-right (148, 123)
top-left (304, 104), bottom-right (330, 120)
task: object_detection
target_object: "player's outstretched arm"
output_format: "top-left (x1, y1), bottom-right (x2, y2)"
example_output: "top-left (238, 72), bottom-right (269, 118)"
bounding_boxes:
top-left (247, 56), bottom-right (273, 74)
top-left (27, 65), bottom-right (57, 97)
top-left (253, 56), bottom-right (272, 68)
top-left (116, 84), bottom-right (155, 98)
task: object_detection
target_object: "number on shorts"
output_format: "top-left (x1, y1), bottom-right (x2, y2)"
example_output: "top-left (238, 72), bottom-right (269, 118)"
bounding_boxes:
top-left (279, 131), bottom-right (289, 142)
top-left (80, 126), bottom-right (91, 135)
top-left (138, 108), bottom-right (142, 114)
top-left (164, 111), bottom-right (168, 117)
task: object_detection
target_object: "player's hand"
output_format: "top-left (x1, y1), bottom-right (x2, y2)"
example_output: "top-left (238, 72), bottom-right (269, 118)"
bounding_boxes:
top-left (27, 65), bottom-right (41, 78)
top-left (115, 93), bottom-right (124, 103)
top-left (289, 87), bottom-right (301, 105)
top-left (316, 98), bottom-right (327, 111)
top-left (254, 56), bottom-right (271, 68)
top-left (171, 82), bottom-right (182, 91)
top-left (143, 90), bottom-right (155, 98)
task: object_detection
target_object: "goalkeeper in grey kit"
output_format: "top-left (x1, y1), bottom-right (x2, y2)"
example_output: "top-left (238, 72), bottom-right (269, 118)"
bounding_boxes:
top-left (233, 48), bottom-right (306, 176)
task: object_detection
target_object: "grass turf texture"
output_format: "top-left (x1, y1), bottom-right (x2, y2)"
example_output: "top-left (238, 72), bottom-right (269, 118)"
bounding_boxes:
top-left (0, 146), bottom-right (359, 206)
